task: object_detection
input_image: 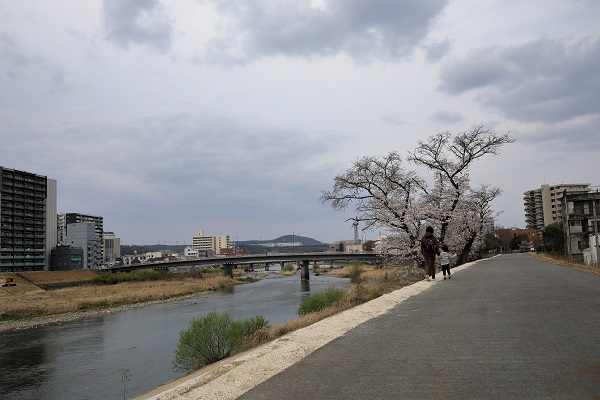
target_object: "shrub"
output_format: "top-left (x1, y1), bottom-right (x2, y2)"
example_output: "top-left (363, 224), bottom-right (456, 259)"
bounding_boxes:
top-left (298, 287), bottom-right (346, 316)
top-left (346, 262), bottom-right (364, 283)
top-left (282, 264), bottom-right (295, 272)
top-left (173, 312), bottom-right (269, 373)
top-left (92, 270), bottom-right (171, 285)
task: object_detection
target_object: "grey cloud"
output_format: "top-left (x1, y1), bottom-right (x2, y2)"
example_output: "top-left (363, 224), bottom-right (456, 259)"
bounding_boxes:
top-left (102, 0), bottom-right (173, 52)
top-left (438, 37), bottom-right (600, 123)
top-left (382, 115), bottom-right (406, 126)
top-left (0, 33), bottom-right (69, 91)
top-left (428, 110), bottom-right (463, 124)
top-left (520, 115), bottom-right (600, 151)
top-left (422, 39), bottom-right (451, 62)
top-left (200, 0), bottom-right (449, 64)
top-left (1, 109), bottom-right (337, 207)
top-left (1, 108), bottom-right (344, 241)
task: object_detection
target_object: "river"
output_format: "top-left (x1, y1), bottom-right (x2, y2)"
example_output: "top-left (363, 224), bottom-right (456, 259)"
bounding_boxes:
top-left (0, 270), bottom-right (350, 400)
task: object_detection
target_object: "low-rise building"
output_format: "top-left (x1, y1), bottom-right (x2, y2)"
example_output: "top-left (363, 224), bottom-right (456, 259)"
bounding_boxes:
top-left (50, 245), bottom-right (84, 270)
top-left (497, 228), bottom-right (539, 251)
top-left (329, 240), bottom-right (364, 252)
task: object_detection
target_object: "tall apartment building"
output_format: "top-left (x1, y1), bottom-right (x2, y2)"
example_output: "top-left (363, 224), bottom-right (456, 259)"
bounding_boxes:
top-left (192, 230), bottom-right (229, 256)
top-left (0, 167), bottom-right (57, 271)
top-left (523, 183), bottom-right (590, 236)
top-left (58, 213), bottom-right (104, 261)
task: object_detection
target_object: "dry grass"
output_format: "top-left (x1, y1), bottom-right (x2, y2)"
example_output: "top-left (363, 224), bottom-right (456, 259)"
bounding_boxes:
top-left (18, 270), bottom-right (101, 284)
top-left (241, 264), bottom-right (421, 351)
top-left (274, 270), bottom-right (296, 276)
top-left (0, 275), bottom-right (236, 321)
top-left (534, 253), bottom-right (600, 276)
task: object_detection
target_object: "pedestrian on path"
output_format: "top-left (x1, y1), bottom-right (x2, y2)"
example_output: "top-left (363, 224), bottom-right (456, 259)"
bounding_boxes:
top-left (421, 226), bottom-right (440, 281)
top-left (439, 244), bottom-right (453, 279)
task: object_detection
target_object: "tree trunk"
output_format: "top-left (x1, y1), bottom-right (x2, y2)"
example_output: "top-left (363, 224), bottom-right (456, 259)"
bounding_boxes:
top-left (456, 231), bottom-right (477, 266)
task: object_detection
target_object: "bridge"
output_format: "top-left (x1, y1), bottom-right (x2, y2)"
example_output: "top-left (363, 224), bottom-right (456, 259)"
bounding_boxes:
top-left (107, 252), bottom-right (381, 281)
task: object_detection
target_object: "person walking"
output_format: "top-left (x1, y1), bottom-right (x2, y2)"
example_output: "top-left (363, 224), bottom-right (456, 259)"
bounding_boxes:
top-left (421, 226), bottom-right (440, 281)
top-left (439, 244), bottom-right (453, 279)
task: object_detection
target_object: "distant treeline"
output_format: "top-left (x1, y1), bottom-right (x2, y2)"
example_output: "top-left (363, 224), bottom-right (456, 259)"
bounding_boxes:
top-left (121, 235), bottom-right (329, 256)
top-left (237, 244), bottom-right (329, 255)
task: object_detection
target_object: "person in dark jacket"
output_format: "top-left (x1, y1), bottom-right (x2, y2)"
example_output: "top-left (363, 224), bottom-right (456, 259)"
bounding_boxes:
top-left (421, 226), bottom-right (440, 281)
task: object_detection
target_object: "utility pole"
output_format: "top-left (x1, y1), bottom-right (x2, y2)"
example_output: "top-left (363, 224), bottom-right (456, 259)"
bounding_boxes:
top-left (593, 198), bottom-right (599, 267)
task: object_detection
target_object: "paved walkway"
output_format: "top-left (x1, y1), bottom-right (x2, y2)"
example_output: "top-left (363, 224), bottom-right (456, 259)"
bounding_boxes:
top-left (141, 254), bottom-right (600, 399)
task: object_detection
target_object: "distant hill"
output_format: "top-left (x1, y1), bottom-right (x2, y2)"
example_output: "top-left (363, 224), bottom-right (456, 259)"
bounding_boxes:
top-left (238, 235), bottom-right (325, 246)
top-left (121, 235), bottom-right (327, 255)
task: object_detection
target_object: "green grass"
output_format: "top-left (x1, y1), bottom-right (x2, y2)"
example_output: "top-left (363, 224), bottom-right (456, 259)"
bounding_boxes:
top-left (298, 287), bottom-right (346, 316)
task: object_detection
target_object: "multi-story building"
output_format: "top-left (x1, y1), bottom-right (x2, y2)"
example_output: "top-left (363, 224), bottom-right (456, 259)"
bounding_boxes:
top-left (524, 183), bottom-right (591, 236)
top-left (58, 213), bottom-right (104, 260)
top-left (65, 222), bottom-right (102, 269)
top-left (103, 231), bottom-right (121, 265)
top-left (561, 190), bottom-right (600, 262)
top-left (0, 167), bottom-right (57, 271)
top-left (192, 230), bottom-right (229, 256)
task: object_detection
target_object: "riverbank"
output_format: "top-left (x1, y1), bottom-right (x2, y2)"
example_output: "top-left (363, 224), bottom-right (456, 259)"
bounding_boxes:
top-left (0, 272), bottom-right (240, 333)
top-left (133, 260), bottom-right (479, 400)
top-left (0, 292), bottom-right (206, 333)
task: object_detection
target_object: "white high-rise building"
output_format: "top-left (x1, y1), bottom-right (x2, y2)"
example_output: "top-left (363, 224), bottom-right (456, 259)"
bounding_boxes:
top-left (103, 231), bottom-right (121, 264)
top-left (192, 230), bottom-right (229, 255)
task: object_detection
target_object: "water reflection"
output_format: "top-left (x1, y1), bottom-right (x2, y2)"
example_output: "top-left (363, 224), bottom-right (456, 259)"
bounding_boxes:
top-left (0, 328), bottom-right (51, 398)
top-left (301, 280), bottom-right (310, 292)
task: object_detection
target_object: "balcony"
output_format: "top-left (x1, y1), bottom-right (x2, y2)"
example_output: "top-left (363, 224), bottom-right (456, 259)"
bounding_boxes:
top-left (570, 226), bottom-right (583, 233)
top-left (568, 213), bottom-right (593, 220)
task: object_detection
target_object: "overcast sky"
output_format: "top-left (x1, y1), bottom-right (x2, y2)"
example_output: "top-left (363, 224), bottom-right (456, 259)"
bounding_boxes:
top-left (1, 0), bottom-right (599, 245)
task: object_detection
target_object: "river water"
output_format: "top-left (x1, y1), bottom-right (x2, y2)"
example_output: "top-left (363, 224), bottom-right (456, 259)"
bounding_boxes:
top-left (0, 271), bottom-right (350, 400)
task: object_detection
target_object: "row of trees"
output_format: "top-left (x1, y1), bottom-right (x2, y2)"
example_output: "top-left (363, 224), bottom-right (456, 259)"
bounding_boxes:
top-left (321, 126), bottom-right (514, 266)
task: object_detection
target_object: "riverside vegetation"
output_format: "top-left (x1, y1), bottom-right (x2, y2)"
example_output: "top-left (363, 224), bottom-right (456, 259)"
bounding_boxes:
top-left (0, 262), bottom-right (420, 338)
top-left (0, 262), bottom-right (423, 370)
top-left (171, 261), bottom-right (423, 372)
top-left (0, 269), bottom-right (244, 327)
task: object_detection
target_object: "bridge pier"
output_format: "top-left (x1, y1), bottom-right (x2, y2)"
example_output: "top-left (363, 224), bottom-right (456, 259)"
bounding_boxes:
top-left (300, 260), bottom-right (310, 281)
top-left (265, 263), bottom-right (270, 271)
top-left (222, 263), bottom-right (234, 278)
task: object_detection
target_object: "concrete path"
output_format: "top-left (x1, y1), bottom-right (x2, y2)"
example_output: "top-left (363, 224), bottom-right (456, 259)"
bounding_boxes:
top-left (238, 253), bottom-right (600, 399)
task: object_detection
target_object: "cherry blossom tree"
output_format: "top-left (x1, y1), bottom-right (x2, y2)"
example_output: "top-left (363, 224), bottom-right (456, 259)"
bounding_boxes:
top-left (408, 125), bottom-right (514, 245)
top-left (321, 126), bottom-right (513, 266)
top-left (319, 152), bottom-right (425, 261)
